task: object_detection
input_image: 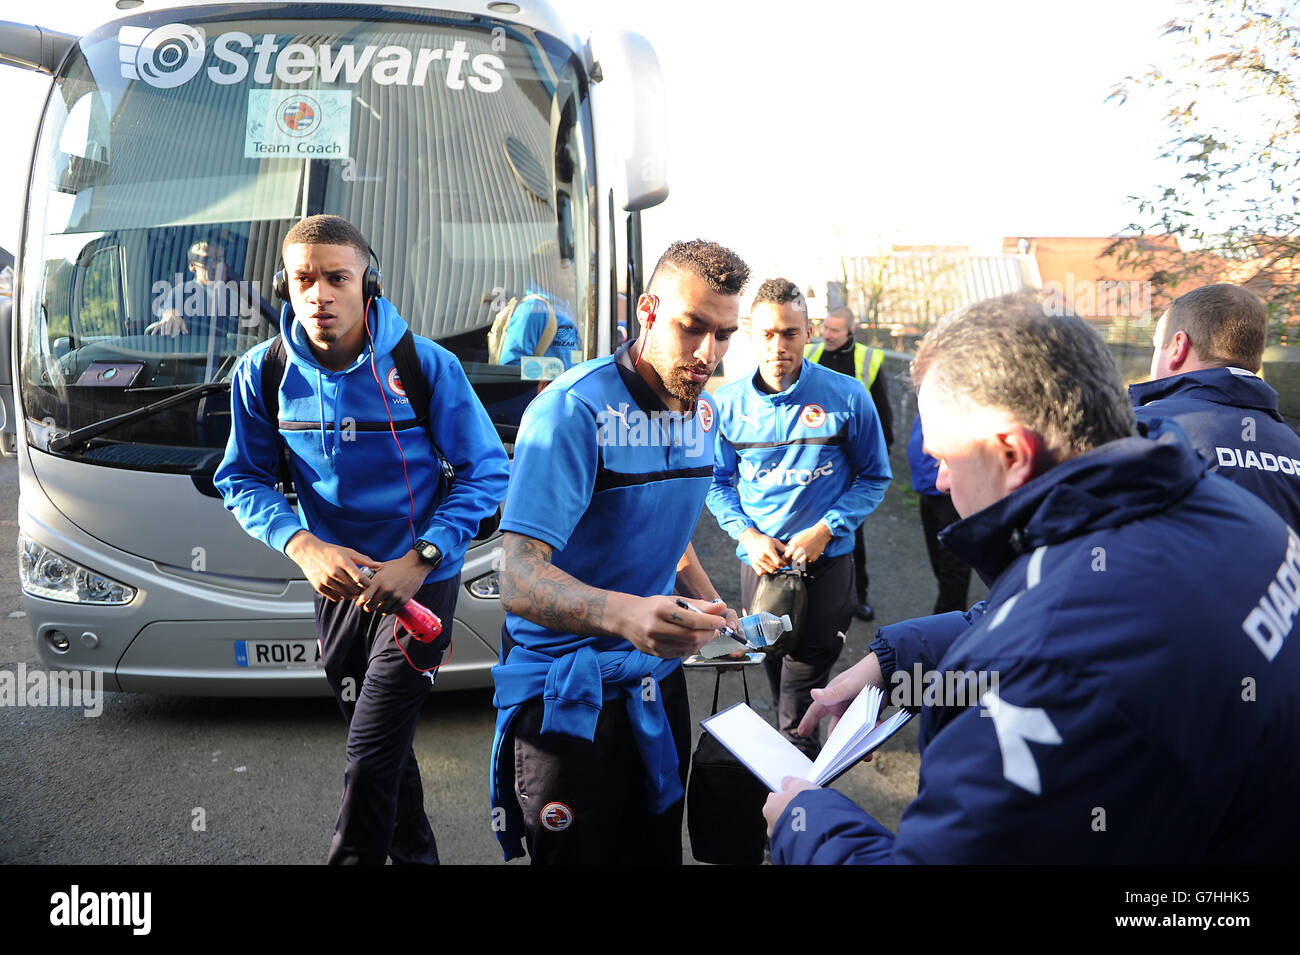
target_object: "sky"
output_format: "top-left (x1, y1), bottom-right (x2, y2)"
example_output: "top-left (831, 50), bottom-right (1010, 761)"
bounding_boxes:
top-left (0, 0), bottom-right (1180, 300)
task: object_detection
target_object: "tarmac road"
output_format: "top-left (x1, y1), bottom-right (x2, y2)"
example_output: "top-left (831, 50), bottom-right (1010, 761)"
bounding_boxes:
top-left (0, 364), bottom-right (986, 865)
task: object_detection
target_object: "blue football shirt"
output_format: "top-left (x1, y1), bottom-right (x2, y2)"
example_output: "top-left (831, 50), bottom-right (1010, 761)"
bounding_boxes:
top-left (500, 339), bottom-right (718, 654)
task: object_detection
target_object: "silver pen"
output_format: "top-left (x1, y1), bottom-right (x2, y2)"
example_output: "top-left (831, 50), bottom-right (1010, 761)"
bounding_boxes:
top-left (675, 598), bottom-right (747, 648)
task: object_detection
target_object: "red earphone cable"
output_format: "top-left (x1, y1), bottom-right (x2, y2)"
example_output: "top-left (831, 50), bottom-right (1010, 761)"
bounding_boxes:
top-left (391, 617), bottom-right (452, 674)
top-left (633, 294), bottom-right (657, 366)
top-left (364, 297), bottom-right (417, 549)
top-left (362, 297), bottom-right (452, 673)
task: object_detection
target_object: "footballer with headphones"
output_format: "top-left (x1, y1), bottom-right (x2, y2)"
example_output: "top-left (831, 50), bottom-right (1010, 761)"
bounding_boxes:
top-left (215, 214), bottom-right (510, 864)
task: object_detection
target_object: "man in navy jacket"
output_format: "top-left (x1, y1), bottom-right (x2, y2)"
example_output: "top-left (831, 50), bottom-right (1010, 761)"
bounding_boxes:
top-left (1131, 282), bottom-right (1300, 530)
top-left (215, 215), bottom-right (509, 864)
top-left (764, 292), bottom-right (1300, 863)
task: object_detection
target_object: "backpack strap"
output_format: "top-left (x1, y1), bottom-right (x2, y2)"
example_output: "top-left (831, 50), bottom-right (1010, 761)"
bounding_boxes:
top-left (391, 329), bottom-right (455, 486)
top-left (391, 329), bottom-right (429, 425)
top-left (260, 335), bottom-right (286, 416)
top-left (486, 295), bottom-right (518, 365)
top-left (258, 335), bottom-right (294, 496)
top-left (530, 295), bottom-right (557, 357)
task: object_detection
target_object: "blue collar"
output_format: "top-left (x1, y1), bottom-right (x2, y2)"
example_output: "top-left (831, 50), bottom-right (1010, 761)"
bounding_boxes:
top-left (748, 357), bottom-right (811, 405)
top-left (615, 338), bottom-right (669, 414)
top-left (1129, 366), bottom-right (1283, 420)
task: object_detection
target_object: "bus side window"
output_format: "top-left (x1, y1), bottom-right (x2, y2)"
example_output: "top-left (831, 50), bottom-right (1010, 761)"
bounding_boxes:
top-left (75, 244), bottom-right (125, 340)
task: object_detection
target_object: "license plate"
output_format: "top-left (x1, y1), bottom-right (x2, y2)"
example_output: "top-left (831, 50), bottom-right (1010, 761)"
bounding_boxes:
top-left (235, 639), bottom-right (322, 668)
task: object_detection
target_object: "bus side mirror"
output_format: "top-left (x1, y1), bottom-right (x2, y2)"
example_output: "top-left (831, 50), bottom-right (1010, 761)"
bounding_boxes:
top-left (588, 30), bottom-right (669, 212)
top-left (0, 21), bottom-right (78, 75)
top-left (55, 91), bottom-right (113, 193)
top-left (556, 192), bottom-right (575, 264)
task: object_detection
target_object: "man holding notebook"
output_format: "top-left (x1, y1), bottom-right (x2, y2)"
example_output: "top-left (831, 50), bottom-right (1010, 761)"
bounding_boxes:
top-left (764, 292), bottom-right (1300, 863)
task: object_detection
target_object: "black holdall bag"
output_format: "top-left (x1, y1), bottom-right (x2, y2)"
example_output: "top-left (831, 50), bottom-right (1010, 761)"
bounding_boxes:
top-left (750, 567), bottom-right (808, 659)
top-left (687, 666), bottom-right (771, 865)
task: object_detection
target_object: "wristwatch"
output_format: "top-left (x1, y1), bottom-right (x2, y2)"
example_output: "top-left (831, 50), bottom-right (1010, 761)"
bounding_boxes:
top-left (414, 539), bottom-right (442, 570)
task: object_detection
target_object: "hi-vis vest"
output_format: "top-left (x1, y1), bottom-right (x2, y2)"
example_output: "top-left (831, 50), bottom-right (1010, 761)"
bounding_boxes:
top-left (805, 341), bottom-right (884, 389)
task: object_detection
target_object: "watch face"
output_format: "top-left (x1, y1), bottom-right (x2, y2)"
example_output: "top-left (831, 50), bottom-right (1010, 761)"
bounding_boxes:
top-left (416, 540), bottom-right (440, 564)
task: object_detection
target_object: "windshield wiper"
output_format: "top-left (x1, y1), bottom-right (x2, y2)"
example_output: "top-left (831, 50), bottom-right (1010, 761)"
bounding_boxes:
top-left (47, 380), bottom-right (231, 453)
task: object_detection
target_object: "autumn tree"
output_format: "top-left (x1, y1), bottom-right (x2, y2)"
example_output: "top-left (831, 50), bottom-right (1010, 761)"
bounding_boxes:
top-left (1108, 0), bottom-right (1300, 338)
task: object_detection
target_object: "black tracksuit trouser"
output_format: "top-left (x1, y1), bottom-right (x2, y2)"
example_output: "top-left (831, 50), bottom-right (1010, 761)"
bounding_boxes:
top-left (315, 576), bottom-right (456, 865)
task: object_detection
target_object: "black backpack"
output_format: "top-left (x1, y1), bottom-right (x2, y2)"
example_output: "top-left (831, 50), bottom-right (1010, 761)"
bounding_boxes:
top-left (256, 331), bottom-right (502, 540)
top-left (687, 666), bottom-right (771, 865)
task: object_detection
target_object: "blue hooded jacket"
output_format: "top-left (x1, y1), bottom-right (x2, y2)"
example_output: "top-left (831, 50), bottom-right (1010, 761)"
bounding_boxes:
top-left (770, 422), bottom-right (1300, 864)
top-left (498, 285), bottom-right (582, 371)
top-left (1131, 366), bottom-right (1300, 530)
top-left (214, 298), bottom-right (510, 581)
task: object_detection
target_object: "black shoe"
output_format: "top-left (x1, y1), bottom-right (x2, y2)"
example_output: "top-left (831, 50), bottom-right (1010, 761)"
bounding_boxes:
top-left (855, 603), bottom-right (874, 621)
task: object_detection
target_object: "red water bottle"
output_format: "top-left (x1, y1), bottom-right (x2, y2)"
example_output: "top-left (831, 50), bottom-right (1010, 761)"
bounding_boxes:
top-left (357, 566), bottom-right (443, 642)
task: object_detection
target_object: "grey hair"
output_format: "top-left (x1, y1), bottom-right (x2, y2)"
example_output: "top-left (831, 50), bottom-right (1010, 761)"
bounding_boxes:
top-left (911, 291), bottom-right (1136, 462)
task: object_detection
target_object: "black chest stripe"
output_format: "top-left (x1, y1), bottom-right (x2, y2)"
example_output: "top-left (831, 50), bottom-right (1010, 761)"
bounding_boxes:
top-left (726, 421), bottom-right (847, 450)
top-left (278, 417), bottom-right (426, 432)
top-left (593, 464), bottom-right (713, 493)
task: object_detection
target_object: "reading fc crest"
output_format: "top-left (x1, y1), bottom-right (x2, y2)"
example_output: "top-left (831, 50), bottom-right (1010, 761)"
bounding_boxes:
top-left (697, 399), bottom-right (714, 432)
top-left (277, 95), bottom-right (320, 137)
top-left (800, 404), bottom-right (826, 428)
top-left (540, 802), bottom-right (573, 832)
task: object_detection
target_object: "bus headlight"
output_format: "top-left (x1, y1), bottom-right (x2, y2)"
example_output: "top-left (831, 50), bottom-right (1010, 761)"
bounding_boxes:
top-left (466, 570), bottom-right (500, 599)
top-left (18, 534), bottom-right (136, 604)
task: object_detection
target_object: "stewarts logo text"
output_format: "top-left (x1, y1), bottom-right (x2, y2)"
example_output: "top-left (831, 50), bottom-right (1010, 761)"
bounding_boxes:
top-left (118, 23), bottom-right (504, 91)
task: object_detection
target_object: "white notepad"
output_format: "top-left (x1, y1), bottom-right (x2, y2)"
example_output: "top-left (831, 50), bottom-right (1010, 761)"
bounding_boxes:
top-left (700, 685), bottom-right (914, 791)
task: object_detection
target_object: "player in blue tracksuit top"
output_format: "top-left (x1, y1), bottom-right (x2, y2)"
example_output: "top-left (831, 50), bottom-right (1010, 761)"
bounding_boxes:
top-left (707, 279), bottom-right (891, 755)
top-left (492, 239), bottom-right (748, 864)
top-left (1130, 282), bottom-right (1300, 530)
top-left (497, 283), bottom-right (583, 371)
top-left (765, 292), bottom-right (1300, 863)
top-left (215, 216), bottom-right (510, 864)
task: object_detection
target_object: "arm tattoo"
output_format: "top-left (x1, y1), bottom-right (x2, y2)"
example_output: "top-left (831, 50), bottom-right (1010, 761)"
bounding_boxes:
top-left (499, 533), bottom-right (613, 637)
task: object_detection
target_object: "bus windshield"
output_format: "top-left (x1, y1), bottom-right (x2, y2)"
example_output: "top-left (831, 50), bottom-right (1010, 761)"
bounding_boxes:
top-left (19, 8), bottom-right (595, 470)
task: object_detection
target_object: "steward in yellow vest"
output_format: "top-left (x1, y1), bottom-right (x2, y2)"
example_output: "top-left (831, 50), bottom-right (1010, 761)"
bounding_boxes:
top-left (806, 308), bottom-right (893, 621)
top-left (804, 339), bottom-right (893, 447)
